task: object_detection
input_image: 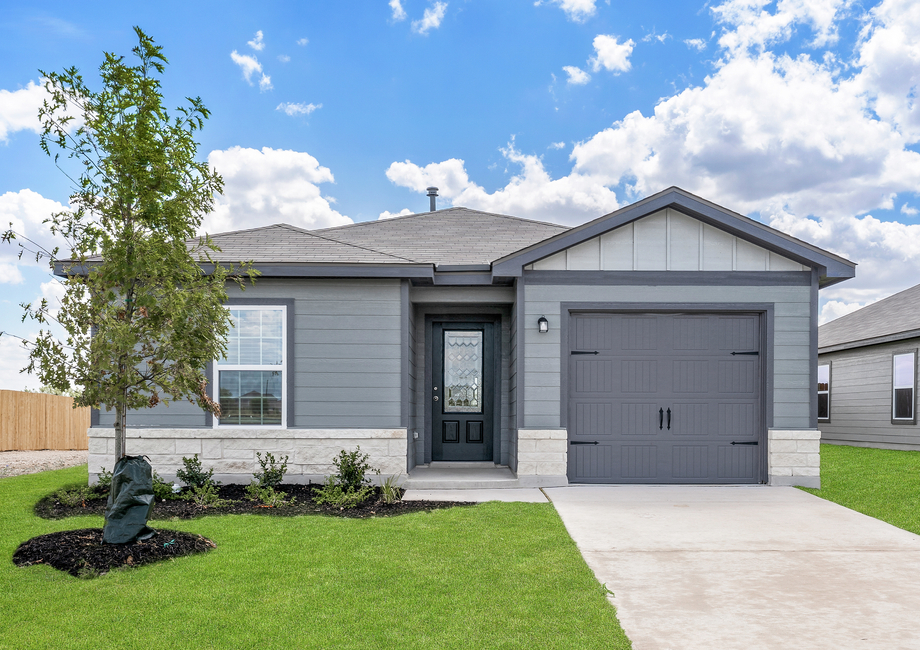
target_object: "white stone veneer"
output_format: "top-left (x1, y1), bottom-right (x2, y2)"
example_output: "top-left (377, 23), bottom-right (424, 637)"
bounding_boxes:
top-left (768, 429), bottom-right (821, 489)
top-left (515, 429), bottom-right (568, 485)
top-left (87, 428), bottom-right (408, 484)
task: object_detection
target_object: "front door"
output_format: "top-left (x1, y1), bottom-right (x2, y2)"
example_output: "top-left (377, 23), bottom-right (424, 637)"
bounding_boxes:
top-left (432, 322), bottom-right (495, 461)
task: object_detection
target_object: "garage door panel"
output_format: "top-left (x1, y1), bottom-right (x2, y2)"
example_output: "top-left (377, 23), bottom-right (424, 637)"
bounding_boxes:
top-left (719, 359), bottom-right (757, 393)
top-left (621, 359), bottom-right (658, 393)
top-left (673, 316), bottom-right (709, 350)
top-left (717, 445), bottom-right (757, 479)
top-left (718, 316), bottom-right (758, 351)
top-left (574, 358), bottom-right (614, 393)
top-left (670, 402), bottom-right (709, 435)
top-left (718, 402), bottom-right (756, 437)
top-left (571, 401), bottom-right (616, 435)
top-left (621, 445), bottom-right (657, 478)
top-left (571, 444), bottom-right (614, 479)
top-left (672, 445), bottom-right (709, 479)
top-left (575, 316), bottom-right (614, 351)
top-left (622, 402), bottom-right (659, 435)
top-left (672, 359), bottom-right (710, 393)
top-left (622, 317), bottom-right (659, 350)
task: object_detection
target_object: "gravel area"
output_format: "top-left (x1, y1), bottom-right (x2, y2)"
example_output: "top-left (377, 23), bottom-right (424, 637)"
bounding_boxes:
top-left (0, 450), bottom-right (88, 478)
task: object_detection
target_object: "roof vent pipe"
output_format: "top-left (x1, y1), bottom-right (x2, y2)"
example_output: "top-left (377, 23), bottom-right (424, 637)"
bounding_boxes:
top-left (427, 187), bottom-right (438, 212)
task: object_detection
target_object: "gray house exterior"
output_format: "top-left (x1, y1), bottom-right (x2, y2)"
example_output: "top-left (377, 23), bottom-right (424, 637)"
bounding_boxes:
top-left (818, 283), bottom-right (920, 451)
top-left (87, 187), bottom-right (855, 488)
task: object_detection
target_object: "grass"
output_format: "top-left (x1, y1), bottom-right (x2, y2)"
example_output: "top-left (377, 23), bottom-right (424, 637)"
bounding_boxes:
top-left (800, 443), bottom-right (920, 535)
top-left (0, 465), bottom-right (631, 650)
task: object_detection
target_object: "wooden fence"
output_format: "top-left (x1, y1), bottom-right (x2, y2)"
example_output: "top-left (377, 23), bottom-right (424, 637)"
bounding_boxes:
top-left (0, 390), bottom-right (90, 451)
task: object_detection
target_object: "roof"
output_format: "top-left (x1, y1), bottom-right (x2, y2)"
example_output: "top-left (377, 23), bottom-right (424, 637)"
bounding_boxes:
top-left (315, 207), bottom-right (568, 266)
top-left (819, 282), bottom-right (920, 353)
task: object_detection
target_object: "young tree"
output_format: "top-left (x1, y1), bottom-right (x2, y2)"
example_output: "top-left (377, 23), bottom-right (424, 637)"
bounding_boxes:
top-left (3, 28), bottom-right (253, 459)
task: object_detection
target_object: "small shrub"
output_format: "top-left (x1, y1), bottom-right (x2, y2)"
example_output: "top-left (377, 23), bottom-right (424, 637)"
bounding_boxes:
top-left (152, 471), bottom-right (180, 501)
top-left (331, 446), bottom-right (377, 491)
top-left (380, 474), bottom-right (403, 504)
top-left (253, 452), bottom-right (289, 488)
top-left (312, 477), bottom-right (374, 509)
top-left (182, 483), bottom-right (231, 508)
top-left (54, 485), bottom-right (97, 508)
top-left (245, 483), bottom-right (295, 507)
top-left (176, 454), bottom-right (218, 489)
top-left (95, 467), bottom-right (113, 494)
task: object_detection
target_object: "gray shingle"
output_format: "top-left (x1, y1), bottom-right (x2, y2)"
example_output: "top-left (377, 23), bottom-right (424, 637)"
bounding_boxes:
top-left (819, 282), bottom-right (920, 350)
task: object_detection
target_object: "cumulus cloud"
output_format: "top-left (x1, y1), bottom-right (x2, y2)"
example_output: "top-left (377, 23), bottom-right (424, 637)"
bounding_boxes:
top-left (901, 204), bottom-right (919, 215)
top-left (563, 66), bottom-right (591, 85)
top-left (819, 299), bottom-right (866, 325)
top-left (230, 51), bottom-right (263, 84)
top-left (643, 31), bottom-right (670, 43)
top-left (390, 0), bottom-right (407, 21)
top-left (712, 0), bottom-right (849, 52)
top-left (205, 147), bottom-right (352, 233)
top-left (412, 2), bottom-right (448, 35)
top-left (258, 74), bottom-right (273, 91)
top-left (0, 189), bottom-right (69, 283)
top-left (685, 38), bottom-right (707, 51)
top-left (247, 30), bottom-right (265, 51)
top-left (0, 334), bottom-right (40, 391)
top-left (549, 141), bottom-right (566, 150)
top-left (538, 0), bottom-right (597, 23)
top-left (379, 208), bottom-right (413, 220)
top-left (276, 102), bottom-right (322, 116)
top-left (297, 38), bottom-right (309, 46)
top-left (278, 54), bottom-right (291, 63)
top-left (589, 35), bottom-right (635, 74)
top-left (0, 81), bottom-right (46, 142)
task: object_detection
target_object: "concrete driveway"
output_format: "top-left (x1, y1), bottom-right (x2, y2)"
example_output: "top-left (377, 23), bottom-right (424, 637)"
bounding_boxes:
top-left (544, 486), bottom-right (920, 650)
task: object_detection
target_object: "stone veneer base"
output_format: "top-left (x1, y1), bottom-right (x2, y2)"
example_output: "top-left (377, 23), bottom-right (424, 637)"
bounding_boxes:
top-left (767, 428), bottom-right (821, 489)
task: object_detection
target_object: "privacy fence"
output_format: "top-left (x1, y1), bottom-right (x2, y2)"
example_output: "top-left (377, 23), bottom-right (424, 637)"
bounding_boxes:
top-left (0, 390), bottom-right (90, 451)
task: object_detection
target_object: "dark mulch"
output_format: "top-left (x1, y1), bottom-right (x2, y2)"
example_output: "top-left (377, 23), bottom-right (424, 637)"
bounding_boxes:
top-left (13, 528), bottom-right (216, 577)
top-left (36, 483), bottom-right (472, 520)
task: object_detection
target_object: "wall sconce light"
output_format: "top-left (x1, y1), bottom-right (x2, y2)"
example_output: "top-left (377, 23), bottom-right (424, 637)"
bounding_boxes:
top-left (538, 316), bottom-right (549, 334)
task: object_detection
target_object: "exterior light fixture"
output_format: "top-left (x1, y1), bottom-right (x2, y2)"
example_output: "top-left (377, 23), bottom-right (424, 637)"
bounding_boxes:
top-left (538, 316), bottom-right (549, 334)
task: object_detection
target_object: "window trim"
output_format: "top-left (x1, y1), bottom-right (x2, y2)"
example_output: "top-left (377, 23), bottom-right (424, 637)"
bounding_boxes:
top-left (891, 349), bottom-right (917, 425)
top-left (817, 361), bottom-right (831, 423)
top-left (213, 304), bottom-right (288, 429)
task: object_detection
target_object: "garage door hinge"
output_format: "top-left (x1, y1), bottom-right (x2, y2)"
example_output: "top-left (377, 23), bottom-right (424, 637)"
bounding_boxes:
top-left (730, 351), bottom-right (759, 355)
top-left (570, 440), bottom-right (599, 445)
top-left (730, 441), bottom-right (759, 445)
top-left (571, 350), bottom-right (599, 355)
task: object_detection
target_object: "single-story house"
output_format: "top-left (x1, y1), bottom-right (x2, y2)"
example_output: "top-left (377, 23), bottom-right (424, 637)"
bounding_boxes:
top-left (818, 282), bottom-right (920, 451)
top-left (86, 186), bottom-right (855, 488)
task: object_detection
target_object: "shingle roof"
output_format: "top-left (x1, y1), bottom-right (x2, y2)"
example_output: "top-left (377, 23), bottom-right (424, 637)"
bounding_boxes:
top-left (819, 282), bottom-right (920, 352)
top-left (316, 207), bottom-right (569, 266)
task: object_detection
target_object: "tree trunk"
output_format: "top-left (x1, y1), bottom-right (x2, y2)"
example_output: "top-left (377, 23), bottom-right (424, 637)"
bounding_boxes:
top-left (114, 399), bottom-right (127, 459)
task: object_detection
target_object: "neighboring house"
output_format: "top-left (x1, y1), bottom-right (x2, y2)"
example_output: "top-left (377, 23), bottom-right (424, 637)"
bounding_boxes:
top-left (818, 283), bottom-right (920, 451)
top-left (85, 187), bottom-right (855, 488)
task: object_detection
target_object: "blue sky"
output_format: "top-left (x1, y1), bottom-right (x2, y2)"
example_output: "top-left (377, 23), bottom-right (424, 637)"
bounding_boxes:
top-left (1, 0), bottom-right (920, 389)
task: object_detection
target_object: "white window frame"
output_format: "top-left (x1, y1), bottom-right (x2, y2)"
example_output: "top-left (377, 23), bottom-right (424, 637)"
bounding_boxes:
top-left (817, 363), bottom-right (830, 422)
top-left (213, 305), bottom-right (287, 429)
top-left (892, 351), bottom-right (916, 423)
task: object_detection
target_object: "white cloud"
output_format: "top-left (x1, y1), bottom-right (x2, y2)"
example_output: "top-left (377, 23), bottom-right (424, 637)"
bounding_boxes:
top-left (589, 35), bottom-right (635, 74)
top-left (230, 51), bottom-right (263, 84)
top-left (819, 299), bottom-right (866, 325)
top-left (205, 146), bottom-right (352, 233)
top-left (685, 38), bottom-right (707, 51)
top-left (247, 30), bottom-right (265, 51)
top-left (390, 0), bottom-right (407, 21)
top-left (276, 102), bottom-right (322, 116)
top-left (563, 66), bottom-right (591, 85)
top-left (549, 141), bottom-right (566, 149)
top-left (0, 334), bottom-right (40, 391)
top-left (379, 208), bottom-right (413, 220)
top-left (0, 189), bottom-right (69, 283)
top-left (712, 0), bottom-right (850, 52)
top-left (642, 31), bottom-right (670, 43)
top-left (278, 54), bottom-right (291, 63)
top-left (901, 204), bottom-right (919, 215)
top-left (259, 74), bottom-right (273, 92)
top-left (0, 81), bottom-right (45, 143)
top-left (538, 0), bottom-right (597, 23)
top-left (412, 2), bottom-right (448, 35)
top-left (297, 38), bottom-right (309, 46)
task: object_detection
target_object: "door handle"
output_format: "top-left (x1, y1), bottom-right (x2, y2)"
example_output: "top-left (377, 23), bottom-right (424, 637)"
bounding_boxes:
top-left (667, 408), bottom-right (671, 430)
top-left (433, 396), bottom-right (439, 402)
top-left (659, 408), bottom-right (663, 430)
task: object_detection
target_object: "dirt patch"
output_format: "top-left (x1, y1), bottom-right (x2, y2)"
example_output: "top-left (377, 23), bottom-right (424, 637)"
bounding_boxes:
top-left (0, 450), bottom-right (88, 478)
top-left (36, 483), bottom-right (473, 520)
top-left (13, 528), bottom-right (216, 577)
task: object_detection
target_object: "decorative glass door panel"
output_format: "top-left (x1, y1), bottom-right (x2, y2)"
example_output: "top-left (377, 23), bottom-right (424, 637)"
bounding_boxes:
top-left (444, 330), bottom-right (483, 413)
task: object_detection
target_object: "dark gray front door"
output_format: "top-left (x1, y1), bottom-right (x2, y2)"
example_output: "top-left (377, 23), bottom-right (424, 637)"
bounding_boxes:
top-left (568, 312), bottom-right (762, 483)
top-left (432, 322), bottom-right (495, 461)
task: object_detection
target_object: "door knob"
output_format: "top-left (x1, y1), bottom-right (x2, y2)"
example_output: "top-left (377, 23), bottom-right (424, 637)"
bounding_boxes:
top-left (433, 396), bottom-right (439, 402)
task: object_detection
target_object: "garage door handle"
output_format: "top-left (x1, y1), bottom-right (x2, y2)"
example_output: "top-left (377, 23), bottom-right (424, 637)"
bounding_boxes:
top-left (730, 441), bottom-right (758, 445)
top-left (667, 408), bottom-right (671, 430)
top-left (571, 350), bottom-right (599, 355)
top-left (570, 440), bottom-right (599, 445)
top-left (659, 408), bottom-right (663, 430)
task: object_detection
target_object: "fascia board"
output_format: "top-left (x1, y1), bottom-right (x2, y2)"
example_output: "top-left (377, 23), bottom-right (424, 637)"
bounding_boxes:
top-left (54, 261), bottom-right (435, 280)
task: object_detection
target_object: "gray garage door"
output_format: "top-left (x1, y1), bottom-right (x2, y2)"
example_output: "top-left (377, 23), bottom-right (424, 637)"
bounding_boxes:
top-left (567, 312), bottom-right (763, 484)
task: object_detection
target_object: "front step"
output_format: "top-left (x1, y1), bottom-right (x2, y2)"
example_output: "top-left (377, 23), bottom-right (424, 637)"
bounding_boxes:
top-left (405, 463), bottom-right (567, 489)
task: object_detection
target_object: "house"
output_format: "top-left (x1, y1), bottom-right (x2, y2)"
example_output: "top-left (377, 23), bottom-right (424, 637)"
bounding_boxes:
top-left (86, 187), bottom-right (855, 488)
top-left (818, 282), bottom-right (920, 451)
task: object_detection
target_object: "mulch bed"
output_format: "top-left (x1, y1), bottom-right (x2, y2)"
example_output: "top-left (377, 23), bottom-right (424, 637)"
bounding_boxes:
top-left (36, 483), bottom-right (472, 520)
top-left (13, 528), bottom-right (216, 577)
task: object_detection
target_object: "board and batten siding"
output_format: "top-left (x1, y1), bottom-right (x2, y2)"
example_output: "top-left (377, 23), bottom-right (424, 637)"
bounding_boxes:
top-left (522, 283), bottom-right (813, 429)
top-left (98, 278), bottom-right (404, 430)
top-left (527, 208), bottom-right (810, 273)
top-left (819, 338), bottom-right (920, 450)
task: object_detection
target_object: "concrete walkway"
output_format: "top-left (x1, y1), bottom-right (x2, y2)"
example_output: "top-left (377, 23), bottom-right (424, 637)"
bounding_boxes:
top-left (544, 486), bottom-right (920, 650)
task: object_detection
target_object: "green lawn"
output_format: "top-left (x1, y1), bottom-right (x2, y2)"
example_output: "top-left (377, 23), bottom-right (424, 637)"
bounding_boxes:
top-left (1, 466), bottom-right (631, 650)
top-left (800, 443), bottom-right (920, 535)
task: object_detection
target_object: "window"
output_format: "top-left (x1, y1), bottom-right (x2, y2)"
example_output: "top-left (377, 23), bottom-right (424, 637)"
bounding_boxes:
top-left (216, 306), bottom-right (286, 426)
top-left (817, 363), bottom-right (830, 421)
top-left (892, 352), bottom-right (916, 421)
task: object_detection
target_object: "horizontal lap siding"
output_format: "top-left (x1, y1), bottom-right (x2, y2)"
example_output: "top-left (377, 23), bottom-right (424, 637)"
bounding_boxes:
top-left (820, 338), bottom-right (920, 449)
top-left (523, 283), bottom-right (812, 429)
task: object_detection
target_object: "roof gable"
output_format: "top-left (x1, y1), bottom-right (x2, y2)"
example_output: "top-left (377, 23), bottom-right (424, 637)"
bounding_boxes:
top-left (492, 187), bottom-right (855, 287)
top-left (819, 282), bottom-right (920, 352)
